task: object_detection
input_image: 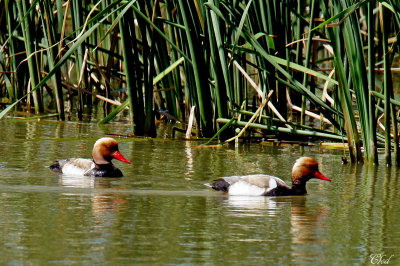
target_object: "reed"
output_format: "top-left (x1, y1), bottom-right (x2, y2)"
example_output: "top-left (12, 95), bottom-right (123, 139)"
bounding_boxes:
top-left (16, 0), bottom-right (42, 114)
top-left (38, 0), bottom-right (65, 120)
top-left (1, 0), bottom-right (400, 164)
top-left (367, 0), bottom-right (378, 164)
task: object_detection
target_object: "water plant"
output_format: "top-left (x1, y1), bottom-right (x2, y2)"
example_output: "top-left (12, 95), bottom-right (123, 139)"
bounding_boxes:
top-left (1, 0), bottom-right (400, 164)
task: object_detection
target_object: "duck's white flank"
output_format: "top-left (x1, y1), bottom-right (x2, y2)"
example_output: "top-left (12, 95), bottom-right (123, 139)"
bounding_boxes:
top-left (228, 180), bottom-right (266, 195)
top-left (227, 175), bottom-right (279, 196)
top-left (60, 159), bottom-right (94, 176)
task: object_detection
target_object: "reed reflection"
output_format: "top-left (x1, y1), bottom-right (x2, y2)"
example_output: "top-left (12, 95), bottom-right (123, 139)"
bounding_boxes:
top-left (184, 141), bottom-right (194, 178)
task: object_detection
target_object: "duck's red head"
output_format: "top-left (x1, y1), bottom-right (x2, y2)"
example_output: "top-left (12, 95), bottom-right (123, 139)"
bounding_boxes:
top-left (292, 157), bottom-right (331, 185)
top-left (92, 137), bottom-right (131, 165)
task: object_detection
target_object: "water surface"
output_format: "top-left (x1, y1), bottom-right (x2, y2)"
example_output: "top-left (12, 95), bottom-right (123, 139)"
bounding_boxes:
top-left (0, 120), bottom-right (399, 265)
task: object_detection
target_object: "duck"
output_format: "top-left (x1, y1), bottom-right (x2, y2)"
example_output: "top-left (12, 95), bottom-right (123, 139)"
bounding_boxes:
top-left (206, 157), bottom-right (331, 196)
top-left (50, 137), bottom-right (131, 177)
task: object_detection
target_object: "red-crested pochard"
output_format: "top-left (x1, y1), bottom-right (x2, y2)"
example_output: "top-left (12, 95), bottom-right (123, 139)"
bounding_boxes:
top-left (50, 137), bottom-right (131, 177)
top-left (206, 157), bottom-right (331, 196)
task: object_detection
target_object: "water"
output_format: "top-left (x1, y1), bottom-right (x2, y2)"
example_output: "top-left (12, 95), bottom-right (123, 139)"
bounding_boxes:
top-left (0, 119), bottom-right (399, 265)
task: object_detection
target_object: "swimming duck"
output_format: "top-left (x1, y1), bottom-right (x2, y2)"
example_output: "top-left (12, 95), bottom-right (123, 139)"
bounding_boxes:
top-left (50, 137), bottom-right (130, 177)
top-left (206, 157), bottom-right (331, 196)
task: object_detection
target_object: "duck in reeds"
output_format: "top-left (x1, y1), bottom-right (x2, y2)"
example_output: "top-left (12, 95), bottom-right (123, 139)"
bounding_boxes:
top-left (206, 157), bottom-right (331, 196)
top-left (50, 137), bottom-right (131, 177)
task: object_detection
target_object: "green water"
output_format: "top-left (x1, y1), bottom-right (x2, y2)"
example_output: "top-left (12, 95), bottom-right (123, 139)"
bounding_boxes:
top-left (0, 120), bottom-right (399, 265)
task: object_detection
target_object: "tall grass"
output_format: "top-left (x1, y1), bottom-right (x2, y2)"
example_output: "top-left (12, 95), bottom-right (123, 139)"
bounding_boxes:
top-left (1, 0), bottom-right (400, 164)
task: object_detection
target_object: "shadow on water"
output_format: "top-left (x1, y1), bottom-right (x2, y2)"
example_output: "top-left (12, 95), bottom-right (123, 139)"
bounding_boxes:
top-left (0, 120), bottom-right (399, 265)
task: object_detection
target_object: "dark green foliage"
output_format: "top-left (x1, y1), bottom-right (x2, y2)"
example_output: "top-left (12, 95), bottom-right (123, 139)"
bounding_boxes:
top-left (1, 0), bottom-right (400, 164)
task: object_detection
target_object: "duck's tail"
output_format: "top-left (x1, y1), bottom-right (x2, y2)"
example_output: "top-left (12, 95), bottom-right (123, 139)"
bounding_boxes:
top-left (49, 161), bottom-right (62, 173)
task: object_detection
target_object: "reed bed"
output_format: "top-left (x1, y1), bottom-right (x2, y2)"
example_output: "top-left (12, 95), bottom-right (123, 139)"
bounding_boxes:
top-left (0, 0), bottom-right (400, 164)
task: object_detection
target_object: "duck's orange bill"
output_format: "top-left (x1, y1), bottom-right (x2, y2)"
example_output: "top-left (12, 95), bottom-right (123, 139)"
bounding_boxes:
top-left (112, 151), bottom-right (131, 164)
top-left (314, 171), bottom-right (331, 182)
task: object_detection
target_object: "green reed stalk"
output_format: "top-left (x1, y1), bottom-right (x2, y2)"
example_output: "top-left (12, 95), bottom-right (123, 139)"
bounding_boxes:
top-left (208, 0), bottom-right (231, 119)
top-left (276, 0), bottom-right (289, 120)
top-left (119, 10), bottom-right (145, 135)
top-left (382, 6), bottom-right (399, 165)
top-left (391, 93), bottom-right (399, 166)
top-left (3, 0), bottom-right (400, 158)
top-left (1, 1), bottom-right (123, 120)
top-left (131, 3), bottom-right (192, 63)
top-left (382, 5), bottom-right (392, 165)
top-left (341, 0), bottom-right (370, 163)
top-left (165, 0), bottom-right (184, 120)
top-left (217, 118), bottom-right (347, 142)
top-left (71, 0), bottom-right (85, 120)
top-left (152, 8), bottom-right (178, 120)
top-left (207, 1), bottom-right (341, 126)
top-left (319, 0), bottom-right (361, 162)
top-left (39, 0), bottom-right (64, 120)
top-left (386, 4), bottom-right (400, 165)
top-left (301, 0), bottom-right (316, 125)
top-left (371, 91), bottom-right (400, 107)
top-left (238, 109), bottom-right (339, 133)
top-left (5, 1), bottom-right (18, 103)
top-left (177, 0), bottom-right (214, 137)
top-left (16, 0), bottom-right (41, 114)
top-left (138, 1), bottom-right (156, 137)
top-left (98, 56), bottom-right (185, 126)
top-left (55, 0), bottom-right (64, 33)
top-left (248, 36), bottom-right (341, 128)
top-left (367, 0), bottom-right (378, 164)
top-left (207, 13), bottom-right (225, 119)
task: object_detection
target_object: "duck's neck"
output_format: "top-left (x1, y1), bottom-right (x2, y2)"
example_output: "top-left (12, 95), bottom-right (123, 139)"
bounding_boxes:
top-left (93, 158), bottom-right (113, 169)
top-left (290, 183), bottom-right (307, 195)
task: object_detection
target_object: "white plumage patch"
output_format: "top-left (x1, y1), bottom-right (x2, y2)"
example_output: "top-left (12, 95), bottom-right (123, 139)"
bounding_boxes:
top-left (61, 159), bottom-right (94, 176)
top-left (229, 180), bottom-right (267, 196)
top-left (268, 177), bottom-right (278, 190)
top-left (61, 164), bottom-right (87, 176)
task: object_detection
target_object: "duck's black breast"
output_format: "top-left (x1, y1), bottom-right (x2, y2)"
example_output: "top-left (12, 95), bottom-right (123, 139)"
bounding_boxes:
top-left (84, 164), bottom-right (123, 177)
top-left (263, 185), bottom-right (293, 196)
top-left (263, 184), bottom-right (307, 196)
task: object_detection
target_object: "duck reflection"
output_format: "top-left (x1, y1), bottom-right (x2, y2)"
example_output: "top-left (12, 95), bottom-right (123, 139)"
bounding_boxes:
top-left (220, 195), bottom-right (329, 244)
top-left (58, 175), bottom-right (127, 221)
top-left (59, 174), bottom-right (119, 189)
top-left (59, 175), bottom-right (96, 188)
top-left (221, 195), bottom-right (278, 217)
top-left (287, 197), bottom-right (328, 243)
